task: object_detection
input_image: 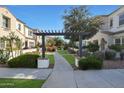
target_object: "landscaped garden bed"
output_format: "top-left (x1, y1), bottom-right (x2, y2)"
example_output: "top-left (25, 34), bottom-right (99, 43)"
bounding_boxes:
top-left (58, 47), bottom-right (124, 70)
top-left (78, 55), bottom-right (103, 70)
top-left (0, 52), bottom-right (55, 68)
top-left (8, 54), bottom-right (39, 68)
top-left (0, 78), bottom-right (45, 88)
top-left (103, 60), bottom-right (124, 69)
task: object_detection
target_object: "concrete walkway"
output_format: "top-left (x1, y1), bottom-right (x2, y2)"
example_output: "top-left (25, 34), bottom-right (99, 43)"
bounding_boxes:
top-left (74, 69), bottom-right (124, 88)
top-left (0, 68), bottom-right (52, 80)
top-left (42, 52), bottom-right (76, 88)
top-left (42, 52), bottom-right (124, 88)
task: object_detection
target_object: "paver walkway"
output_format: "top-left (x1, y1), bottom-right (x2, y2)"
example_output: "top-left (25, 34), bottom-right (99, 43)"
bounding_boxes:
top-left (42, 52), bottom-right (76, 88)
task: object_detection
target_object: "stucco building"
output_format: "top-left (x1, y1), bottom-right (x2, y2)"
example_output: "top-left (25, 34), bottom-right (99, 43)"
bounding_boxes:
top-left (86, 6), bottom-right (124, 50)
top-left (0, 6), bottom-right (41, 49)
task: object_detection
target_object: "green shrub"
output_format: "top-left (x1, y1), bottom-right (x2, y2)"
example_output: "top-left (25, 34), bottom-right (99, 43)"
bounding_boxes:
top-left (78, 55), bottom-right (103, 70)
top-left (8, 54), bottom-right (40, 68)
top-left (86, 42), bottom-right (99, 52)
top-left (63, 43), bottom-right (69, 50)
top-left (105, 50), bottom-right (116, 60)
top-left (0, 49), bottom-right (10, 64)
top-left (108, 45), bottom-right (122, 52)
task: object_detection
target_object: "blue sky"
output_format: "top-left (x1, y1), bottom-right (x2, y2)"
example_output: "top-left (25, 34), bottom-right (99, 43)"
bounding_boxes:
top-left (7, 5), bottom-right (120, 30)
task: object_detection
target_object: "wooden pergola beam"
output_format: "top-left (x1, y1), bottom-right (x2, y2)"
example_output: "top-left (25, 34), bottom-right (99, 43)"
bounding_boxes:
top-left (34, 30), bottom-right (90, 59)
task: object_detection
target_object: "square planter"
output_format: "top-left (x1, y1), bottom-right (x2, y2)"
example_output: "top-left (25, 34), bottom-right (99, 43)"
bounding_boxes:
top-left (37, 57), bottom-right (49, 68)
top-left (75, 58), bottom-right (79, 67)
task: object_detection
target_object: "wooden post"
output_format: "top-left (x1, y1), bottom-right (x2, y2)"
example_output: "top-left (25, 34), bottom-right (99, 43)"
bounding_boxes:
top-left (42, 35), bottom-right (45, 59)
top-left (79, 35), bottom-right (82, 57)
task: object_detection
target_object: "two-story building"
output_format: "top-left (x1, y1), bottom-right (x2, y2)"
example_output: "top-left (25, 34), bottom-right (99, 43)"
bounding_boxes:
top-left (87, 6), bottom-right (124, 50)
top-left (0, 6), bottom-right (41, 49)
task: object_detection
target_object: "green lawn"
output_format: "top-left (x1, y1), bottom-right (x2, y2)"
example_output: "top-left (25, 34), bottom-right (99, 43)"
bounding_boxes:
top-left (62, 54), bottom-right (75, 65)
top-left (46, 54), bottom-right (55, 64)
top-left (57, 50), bottom-right (68, 54)
top-left (0, 78), bottom-right (45, 88)
top-left (58, 50), bottom-right (75, 65)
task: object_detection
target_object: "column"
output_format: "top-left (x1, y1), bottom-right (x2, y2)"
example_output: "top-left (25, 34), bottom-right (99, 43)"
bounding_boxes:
top-left (79, 35), bottom-right (82, 57)
top-left (42, 35), bottom-right (45, 58)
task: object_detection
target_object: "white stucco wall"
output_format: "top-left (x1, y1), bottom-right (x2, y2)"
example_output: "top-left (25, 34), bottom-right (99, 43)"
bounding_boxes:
top-left (102, 6), bottom-right (124, 32)
top-left (87, 31), bottom-right (113, 49)
top-left (88, 6), bottom-right (124, 48)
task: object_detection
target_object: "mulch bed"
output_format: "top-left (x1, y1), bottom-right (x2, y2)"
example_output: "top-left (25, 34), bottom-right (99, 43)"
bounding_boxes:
top-left (0, 64), bottom-right (8, 68)
top-left (103, 60), bottom-right (124, 69)
top-left (49, 64), bottom-right (54, 69)
top-left (0, 63), bottom-right (54, 69)
top-left (71, 64), bottom-right (79, 70)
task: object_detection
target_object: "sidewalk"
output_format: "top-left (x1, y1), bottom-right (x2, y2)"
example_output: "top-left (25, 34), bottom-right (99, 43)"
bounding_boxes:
top-left (42, 52), bottom-right (77, 88)
top-left (0, 68), bottom-right (52, 80)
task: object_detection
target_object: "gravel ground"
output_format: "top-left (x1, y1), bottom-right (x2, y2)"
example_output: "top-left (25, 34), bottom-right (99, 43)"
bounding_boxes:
top-left (103, 60), bottom-right (124, 69)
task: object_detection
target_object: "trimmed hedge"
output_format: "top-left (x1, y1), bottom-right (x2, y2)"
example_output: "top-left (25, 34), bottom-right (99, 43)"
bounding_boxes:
top-left (8, 54), bottom-right (40, 68)
top-left (78, 55), bottom-right (103, 70)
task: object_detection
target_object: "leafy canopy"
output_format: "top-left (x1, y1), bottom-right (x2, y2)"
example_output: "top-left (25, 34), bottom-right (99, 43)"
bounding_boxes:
top-left (63, 6), bottom-right (103, 41)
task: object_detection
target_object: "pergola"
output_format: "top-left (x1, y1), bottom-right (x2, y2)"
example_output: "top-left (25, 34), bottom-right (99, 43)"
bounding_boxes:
top-left (34, 30), bottom-right (90, 58)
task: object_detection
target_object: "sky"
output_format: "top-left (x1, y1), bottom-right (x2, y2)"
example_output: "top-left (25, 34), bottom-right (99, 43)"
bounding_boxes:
top-left (7, 5), bottom-right (120, 30)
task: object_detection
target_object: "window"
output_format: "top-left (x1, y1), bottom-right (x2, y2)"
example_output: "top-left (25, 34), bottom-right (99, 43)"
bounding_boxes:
top-left (28, 30), bottom-right (33, 36)
top-left (0, 41), bottom-right (5, 49)
top-left (29, 42), bottom-right (34, 48)
top-left (115, 38), bottom-right (121, 45)
top-left (122, 37), bottom-right (124, 45)
top-left (119, 13), bottom-right (124, 26)
top-left (18, 24), bottom-right (21, 30)
top-left (110, 19), bottom-right (113, 27)
top-left (3, 16), bottom-right (10, 29)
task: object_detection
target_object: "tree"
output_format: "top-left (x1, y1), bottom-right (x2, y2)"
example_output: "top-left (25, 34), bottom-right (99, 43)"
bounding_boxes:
top-left (0, 32), bottom-right (22, 58)
top-left (15, 37), bottom-right (24, 55)
top-left (63, 6), bottom-right (103, 41)
top-left (54, 37), bottom-right (64, 49)
top-left (46, 38), bottom-right (55, 47)
top-left (0, 49), bottom-right (10, 64)
top-left (46, 38), bottom-right (56, 52)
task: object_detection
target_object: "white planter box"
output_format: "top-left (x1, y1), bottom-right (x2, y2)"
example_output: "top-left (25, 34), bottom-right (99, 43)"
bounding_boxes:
top-left (37, 58), bottom-right (49, 68)
top-left (75, 58), bottom-right (79, 67)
